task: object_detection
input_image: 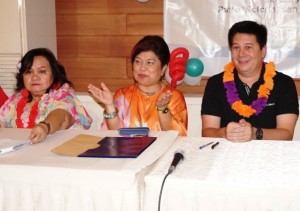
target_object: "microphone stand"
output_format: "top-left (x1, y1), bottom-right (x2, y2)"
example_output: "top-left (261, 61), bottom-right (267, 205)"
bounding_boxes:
top-left (158, 172), bottom-right (170, 211)
top-left (158, 150), bottom-right (184, 211)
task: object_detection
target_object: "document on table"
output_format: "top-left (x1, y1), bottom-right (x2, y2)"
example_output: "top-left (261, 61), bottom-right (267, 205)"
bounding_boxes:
top-left (52, 134), bottom-right (157, 158)
top-left (0, 139), bottom-right (29, 155)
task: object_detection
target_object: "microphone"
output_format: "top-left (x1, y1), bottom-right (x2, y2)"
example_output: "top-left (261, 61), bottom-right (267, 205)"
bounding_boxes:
top-left (168, 150), bottom-right (185, 174)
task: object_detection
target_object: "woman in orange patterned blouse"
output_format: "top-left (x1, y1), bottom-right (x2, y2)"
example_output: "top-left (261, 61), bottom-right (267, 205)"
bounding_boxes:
top-left (88, 35), bottom-right (187, 136)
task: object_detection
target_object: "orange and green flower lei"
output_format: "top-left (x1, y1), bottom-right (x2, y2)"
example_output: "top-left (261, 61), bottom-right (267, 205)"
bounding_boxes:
top-left (223, 62), bottom-right (276, 118)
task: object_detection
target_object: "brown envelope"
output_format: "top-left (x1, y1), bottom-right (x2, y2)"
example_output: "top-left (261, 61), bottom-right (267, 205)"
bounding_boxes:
top-left (52, 134), bottom-right (103, 156)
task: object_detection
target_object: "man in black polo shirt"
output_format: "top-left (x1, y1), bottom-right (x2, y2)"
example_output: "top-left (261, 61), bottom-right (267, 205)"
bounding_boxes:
top-left (201, 20), bottom-right (299, 141)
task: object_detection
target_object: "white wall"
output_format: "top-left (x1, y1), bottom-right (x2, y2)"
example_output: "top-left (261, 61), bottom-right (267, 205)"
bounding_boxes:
top-left (0, 0), bottom-right (24, 94)
top-left (77, 94), bottom-right (300, 140)
top-left (0, 0), bottom-right (57, 96)
top-left (25, 0), bottom-right (57, 56)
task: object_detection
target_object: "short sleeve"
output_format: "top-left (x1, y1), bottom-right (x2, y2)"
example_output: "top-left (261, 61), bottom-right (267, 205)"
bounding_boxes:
top-left (201, 74), bottom-right (224, 117)
top-left (39, 84), bottom-right (92, 129)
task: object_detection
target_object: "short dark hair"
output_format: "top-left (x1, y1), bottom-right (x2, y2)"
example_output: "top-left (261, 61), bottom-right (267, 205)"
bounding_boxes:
top-left (131, 35), bottom-right (170, 68)
top-left (228, 21), bottom-right (267, 49)
top-left (16, 48), bottom-right (73, 93)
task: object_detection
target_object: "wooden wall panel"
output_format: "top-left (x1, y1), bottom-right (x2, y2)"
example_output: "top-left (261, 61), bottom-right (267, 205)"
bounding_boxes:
top-left (295, 79), bottom-right (300, 96)
top-left (127, 14), bottom-right (163, 35)
top-left (126, 58), bottom-right (134, 79)
top-left (56, 0), bottom-right (163, 14)
top-left (55, 0), bottom-right (189, 93)
top-left (59, 58), bottom-right (127, 78)
top-left (71, 78), bottom-right (133, 93)
top-left (56, 0), bottom-right (300, 95)
top-left (56, 15), bottom-right (127, 35)
top-left (57, 36), bottom-right (142, 57)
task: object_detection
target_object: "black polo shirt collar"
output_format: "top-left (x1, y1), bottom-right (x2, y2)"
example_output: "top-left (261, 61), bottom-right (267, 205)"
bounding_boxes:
top-left (233, 63), bottom-right (266, 104)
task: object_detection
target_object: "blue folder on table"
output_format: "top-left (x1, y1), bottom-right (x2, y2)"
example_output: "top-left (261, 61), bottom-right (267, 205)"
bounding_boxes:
top-left (79, 136), bottom-right (156, 158)
top-left (52, 134), bottom-right (156, 158)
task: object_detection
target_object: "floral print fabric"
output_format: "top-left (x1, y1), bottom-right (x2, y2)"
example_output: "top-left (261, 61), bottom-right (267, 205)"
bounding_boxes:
top-left (0, 83), bottom-right (92, 129)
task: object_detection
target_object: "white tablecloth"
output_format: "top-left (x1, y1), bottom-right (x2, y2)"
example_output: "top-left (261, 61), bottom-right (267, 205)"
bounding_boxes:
top-left (143, 137), bottom-right (300, 211)
top-left (0, 128), bottom-right (178, 211)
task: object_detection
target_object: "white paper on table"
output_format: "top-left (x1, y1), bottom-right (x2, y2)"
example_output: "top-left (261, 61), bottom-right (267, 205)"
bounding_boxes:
top-left (0, 139), bottom-right (29, 155)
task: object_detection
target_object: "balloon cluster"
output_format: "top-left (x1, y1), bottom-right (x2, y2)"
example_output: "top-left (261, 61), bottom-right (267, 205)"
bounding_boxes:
top-left (166, 47), bottom-right (204, 88)
top-left (167, 48), bottom-right (189, 88)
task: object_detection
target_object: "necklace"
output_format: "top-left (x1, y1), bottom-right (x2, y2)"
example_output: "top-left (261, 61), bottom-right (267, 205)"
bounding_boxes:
top-left (137, 83), bottom-right (162, 96)
top-left (16, 89), bottom-right (40, 128)
top-left (223, 62), bottom-right (276, 118)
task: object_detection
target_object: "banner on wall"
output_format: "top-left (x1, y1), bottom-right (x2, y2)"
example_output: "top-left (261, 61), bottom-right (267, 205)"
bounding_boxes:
top-left (164, 0), bottom-right (300, 77)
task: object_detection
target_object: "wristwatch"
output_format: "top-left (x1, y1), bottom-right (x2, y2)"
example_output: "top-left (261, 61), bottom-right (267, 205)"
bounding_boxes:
top-left (256, 128), bottom-right (263, 140)
top-left (156, 107), bottom-right (169, 114)
top-left (39, 121), bottom-right (51, 134)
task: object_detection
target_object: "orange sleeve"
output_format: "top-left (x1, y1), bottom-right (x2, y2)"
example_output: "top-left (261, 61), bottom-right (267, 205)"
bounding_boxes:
top-left (168, 89), bottom-right (188, 136)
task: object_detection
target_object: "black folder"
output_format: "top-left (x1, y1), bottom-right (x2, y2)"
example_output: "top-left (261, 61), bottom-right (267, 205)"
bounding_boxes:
top-left (78, 136), bottom-right (157, 158)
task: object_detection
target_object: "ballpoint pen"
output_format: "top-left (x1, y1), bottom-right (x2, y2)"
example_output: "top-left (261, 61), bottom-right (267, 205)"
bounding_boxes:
top-left (0, 141), bottom-right (29, 155)
top-left (199, 142), bottom-right (214, 149)
top-left (211, 142), bottom-right (219, 150)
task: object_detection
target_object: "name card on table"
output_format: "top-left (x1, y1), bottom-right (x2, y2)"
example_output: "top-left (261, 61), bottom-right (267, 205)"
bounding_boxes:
top-left (52, 134), bottom-right (156, 158)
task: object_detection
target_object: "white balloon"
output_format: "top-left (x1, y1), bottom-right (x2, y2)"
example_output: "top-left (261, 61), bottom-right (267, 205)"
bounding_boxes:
top-left (165, 68), bottom-right (184, 85)
top-left (184, 74), bottom-right (202, 86)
